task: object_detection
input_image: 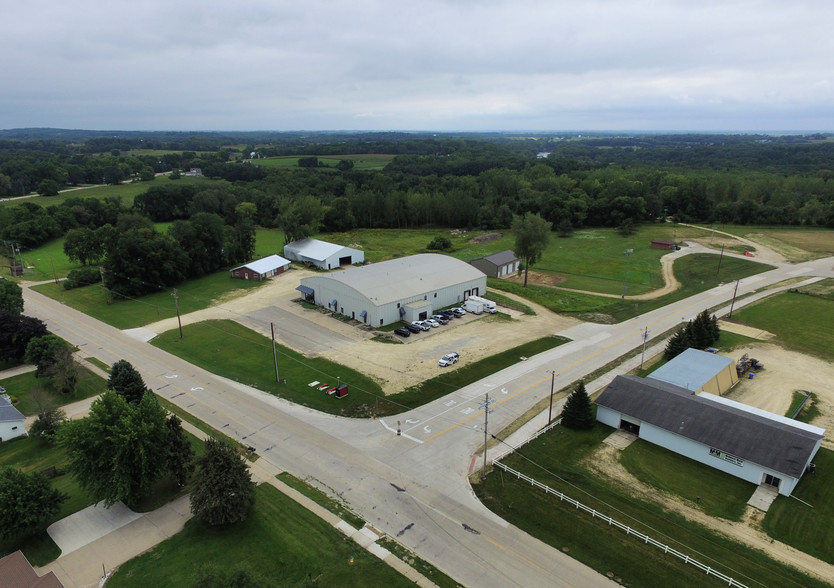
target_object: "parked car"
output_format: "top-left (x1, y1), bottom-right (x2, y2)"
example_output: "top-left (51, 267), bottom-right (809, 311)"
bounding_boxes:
top-left (411, 321), bottom-right (431, 331)
top-left (438, 352), bottom-right (459, 367)
top-left (431, 314), bottom-right (449, 325)
top-left (451, 307), bottom-right (466, 317)
top-left (425, 318), bottom-right (440, 328)
top-left (438, 309), bottom-right (457, 319)
top-left (394, 327), bottom-right (411, 337)
top-left (405, 323), bottom-right (422, 334)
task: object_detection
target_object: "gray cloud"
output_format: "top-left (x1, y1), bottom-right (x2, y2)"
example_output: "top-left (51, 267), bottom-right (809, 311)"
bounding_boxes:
top-left (2, 0), bottom-right (831, 131)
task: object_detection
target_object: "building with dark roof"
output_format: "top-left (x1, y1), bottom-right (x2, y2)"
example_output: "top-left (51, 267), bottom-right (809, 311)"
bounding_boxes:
top-left (0, 551), bottom-right (64, 588)
top-left (298, 253), bottom-right (486, 326)
top-left (469, 250), bottom-right (520, 278)
top-left (595, 375), bottom-right (824, 496)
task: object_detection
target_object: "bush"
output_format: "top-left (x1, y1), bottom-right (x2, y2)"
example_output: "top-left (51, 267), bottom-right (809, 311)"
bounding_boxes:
top-left (63, 266), bottom-right (102, 290)
top-left (427, 236), bottom-right (452, 250)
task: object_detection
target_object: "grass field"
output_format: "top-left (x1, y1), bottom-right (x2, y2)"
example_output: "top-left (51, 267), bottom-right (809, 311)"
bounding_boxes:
top-left (730, 290), bottom-right (834, 362)
top-left (31, 270), bottom-right (268, 330)
top-left (107, 484), bottom-right (415, 588)
top-left (475, 424), bottom-right (828, 588)
top-left (152, 319), bottom-right (567, 415)
top-left (252, 153), bottom-right (394, 170)
top-left (0, 365), bottom-right (105, 416)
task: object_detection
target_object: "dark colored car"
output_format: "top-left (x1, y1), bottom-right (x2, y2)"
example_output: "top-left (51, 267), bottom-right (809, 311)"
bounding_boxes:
top-left (439, 309), bottom-right (457, 319)
top-left (405, 323), bottom-right (421, 333)
top-left (394, 327), bottom-right (411, 337)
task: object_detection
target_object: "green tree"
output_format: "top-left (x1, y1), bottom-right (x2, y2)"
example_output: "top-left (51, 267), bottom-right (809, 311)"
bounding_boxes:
top-left (276, 196), bottom-right (325, 245)
top-left (37, 179), bottom-right (60, 196)
top-left (61, 391), bottom-right (169, 507)
top-left (29, 407), bottom-right (67, 444)
top-left (190, 438), bottom-right (256, 526)
top-left (427, 236), bottom-right (452, 250)
top-left (63, 227), bottom-right (106, 265)
top-left (0, 279), bottom-right (24, 314)
top-left (24, 334), bottom-right (68, 377)
top-left (0, 467), bottom-right (66, 539)
top-left (664, 324), bottom-right (694, 360)
top-left (139, 166), bottom-right (156, 181)
top-left (561, 381), bottom-right (594, 430)
top-left (0, 312), bottom-right (47, 362)
top-left (46, 346), bottom-right (78, 394)
top-left (511, 212), bottom-right (552, 286)
top-left (107, 359), bottom-right (148, 405)
top-left (166, 415), bottom-right (195, 487)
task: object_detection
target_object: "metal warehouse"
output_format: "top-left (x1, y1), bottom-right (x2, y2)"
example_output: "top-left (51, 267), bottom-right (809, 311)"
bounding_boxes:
top-left (283, 238), bottom-right (364, 270)
top-left (596, 375), bottom-right (824, 496)
top-left (296, 253), bottom-right (487, 326)
top-left (648, 348), bottom-right (738, 396)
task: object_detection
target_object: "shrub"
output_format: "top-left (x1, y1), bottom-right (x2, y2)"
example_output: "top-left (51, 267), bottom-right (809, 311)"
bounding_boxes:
top-left (427, 236), bottom-right (452, 250)
top-left (63, 266), bottom-right (102, 290)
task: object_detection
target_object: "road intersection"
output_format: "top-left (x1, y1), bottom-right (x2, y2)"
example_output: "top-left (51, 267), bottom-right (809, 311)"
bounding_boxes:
top-left (22, 251), bottom-right (834, 587)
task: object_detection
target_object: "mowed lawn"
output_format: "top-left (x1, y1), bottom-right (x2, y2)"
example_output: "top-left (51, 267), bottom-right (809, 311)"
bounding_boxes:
top-left (730, 289), bottom-right (834, 362)
top-left (107, 484), bottom-right (414, 588)
top-left (476, 424), bottom-right (828, 588)
top-left (0, 365), bottom-right (105, 415)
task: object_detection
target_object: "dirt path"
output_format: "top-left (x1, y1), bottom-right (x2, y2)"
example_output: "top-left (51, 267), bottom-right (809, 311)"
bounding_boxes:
top-left (678, 223), bottom-right (789, 264)
top-left (582, 444), bottom-right (834, 585)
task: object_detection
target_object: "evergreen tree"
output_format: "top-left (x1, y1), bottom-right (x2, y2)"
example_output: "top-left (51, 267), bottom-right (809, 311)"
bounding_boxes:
top-left (166, 415), bottom-right (195, 487)
top-left (107, 359), bottom-right (148, 405)
top-left (691, 311), bottom-right (713, 349)
top-left (664, 325), bottom-right (692, 360)
top-left (190, 438), bottom-right (256, 526)
top-left (561, 381), bottom-right (595, 430)
top-left (710, 313), bottom-right (721, 343)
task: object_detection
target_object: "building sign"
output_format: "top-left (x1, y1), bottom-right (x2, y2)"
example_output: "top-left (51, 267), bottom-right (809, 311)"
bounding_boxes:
top-left (709, 447), bottom-right (744, 467)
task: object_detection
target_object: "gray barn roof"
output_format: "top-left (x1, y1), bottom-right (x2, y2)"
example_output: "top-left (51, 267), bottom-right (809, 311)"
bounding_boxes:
top-left (301, 253), bottom-right (485, 306)
top-left (596, 375), bottom-right (823, 478)
top-left (479, 250), bottom-right (519, 266)
top-left (284, 238), bottom-right (353, 261)
top-left (0, 396), bottom-right (25, 423)
top-left (648, 348), bottom-right (733, 391)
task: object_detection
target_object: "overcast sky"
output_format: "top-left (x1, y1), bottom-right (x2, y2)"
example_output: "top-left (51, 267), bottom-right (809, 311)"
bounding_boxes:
top-left (2, 0), bottom-right (832, 132)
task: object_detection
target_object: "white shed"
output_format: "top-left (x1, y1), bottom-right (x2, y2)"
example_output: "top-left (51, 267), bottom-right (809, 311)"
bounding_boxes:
top-left (297, 253), bottom-right (487, 326)
top-left (283, 238), bottom-right (364, 270)
top-left (595, 375), bottom-right (824, 496)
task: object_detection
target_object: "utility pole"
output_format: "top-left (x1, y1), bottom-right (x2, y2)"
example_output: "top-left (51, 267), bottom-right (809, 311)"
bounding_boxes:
top-left (621, 248), bottom-right (633, 300)
top-left (728, 279), bottom-right (740, 319)
top-left (481, 393), bottom-right (494, 481)
top-left (716, 244), bottom-right (725, 276)
top-left (640, 327), bottom-right (650, 370)
top-left (172, 288), bottom-right (183, 339)
top-left (547, 370), bottom-right (556, 425)
top-left (49, 253), bottom-right (59, 285)
top-left (270, 322), bottom-right (280, 383)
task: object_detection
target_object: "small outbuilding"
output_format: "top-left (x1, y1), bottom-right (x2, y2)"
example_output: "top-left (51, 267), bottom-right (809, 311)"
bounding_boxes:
top-left (298, 253), bottom-right (487, 326)
top-left (231, 254), bottom-right (291, 281)
top-left (651, 239), bottom-right (676, 250)
top-left (0, 395), bottom-right (26, 441)
top-left (283, 238), bottom-right (364, 270)
top-left (469, 250), bottom-right (521, 278)
top-left (648, 348), bottom-right (738, 396)
top-left (595, 375), bottom-right (824, 496)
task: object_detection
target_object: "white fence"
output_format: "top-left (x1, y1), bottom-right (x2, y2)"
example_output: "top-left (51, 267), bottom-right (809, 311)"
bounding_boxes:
top-left (492, 461), bottom-right (748, 588)
top-left (491, 418), bottom-right (562, 464)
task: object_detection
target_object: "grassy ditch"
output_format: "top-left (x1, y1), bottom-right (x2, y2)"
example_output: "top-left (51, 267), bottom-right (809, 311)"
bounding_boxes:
top-left (107, 484), bottom-right (416, 588)
top-left (475, 423), bottom-right (827, 588)
top-left (276, 472), bottom-right (365, 530)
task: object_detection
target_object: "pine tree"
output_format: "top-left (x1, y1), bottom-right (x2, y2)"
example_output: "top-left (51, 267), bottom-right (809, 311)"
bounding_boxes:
top-left (107, 359), bottom-right (148, 405)
top-left (664, 326), bottom-right (692, 360)
top-left (190, 438), bottom-right (256, 526)
top-left (710, 313), bottom-right (721, 344)
top-left (561, 381), bottom-right (595, 430)
top-left (691, 311), bottom-right (712, 349)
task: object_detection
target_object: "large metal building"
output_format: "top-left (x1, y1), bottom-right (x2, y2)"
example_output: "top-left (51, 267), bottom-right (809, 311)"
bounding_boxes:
top-left (595, 375), bottom-right (824, 496)
top-left (296, 253), bottom-right (487, 326)
top-left (648, 348), bottom-right (738, 396)
top-left (283, 238), bottom-right (364, 270)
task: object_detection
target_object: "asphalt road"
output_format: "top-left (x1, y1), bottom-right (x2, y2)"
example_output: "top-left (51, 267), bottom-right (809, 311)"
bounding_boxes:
top-left (22, 251), bottom-right (834, 587)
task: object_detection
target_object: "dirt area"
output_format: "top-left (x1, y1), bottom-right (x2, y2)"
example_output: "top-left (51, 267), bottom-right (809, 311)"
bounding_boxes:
top-left (143, 269), bottom-right (579, 395)
top-left (678, 223), bottom-right (790, 264)
top-left (580, 341), bottom-right (834, 583)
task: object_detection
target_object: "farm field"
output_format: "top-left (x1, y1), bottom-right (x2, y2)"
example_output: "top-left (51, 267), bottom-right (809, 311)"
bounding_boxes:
top-left (252, 153), bottom-right (394, 170)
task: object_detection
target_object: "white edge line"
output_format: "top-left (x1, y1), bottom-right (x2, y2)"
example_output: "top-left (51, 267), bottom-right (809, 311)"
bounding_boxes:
top-left (379, 419), bottom-right (424, 444)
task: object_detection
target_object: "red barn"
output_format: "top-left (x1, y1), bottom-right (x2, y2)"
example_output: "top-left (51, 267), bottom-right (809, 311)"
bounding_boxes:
top-left (231, 255), bottom-right (291, 281)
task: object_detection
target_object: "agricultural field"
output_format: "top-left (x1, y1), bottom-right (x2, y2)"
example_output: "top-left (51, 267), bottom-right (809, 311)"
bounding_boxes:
top-left (252, 153), bottom-right (394, 170)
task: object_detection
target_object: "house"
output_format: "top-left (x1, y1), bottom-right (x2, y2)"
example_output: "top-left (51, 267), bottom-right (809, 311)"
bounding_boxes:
top-left (647, 348), bottom-right (738, 395)
top-left (469, 250), bottom-right (521, 278)
top-left (651, 239), bottom-right (676, 250)
top-left (297, 253), bottom-right (487, 326)
top-left (0, 550), bottom-right (63, 587)
top-left (283, 238), bottom-right (364, 270)
top-left (595, 375), bottom-right (824, 496)
top-left (0, 395), bottom-right (26, 441)
top-left (230, 255), bottom-right (291, 281)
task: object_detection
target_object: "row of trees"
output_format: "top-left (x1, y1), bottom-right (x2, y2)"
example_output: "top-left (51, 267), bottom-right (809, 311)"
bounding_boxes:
top-left (664, 310), bottom-right (721, 360)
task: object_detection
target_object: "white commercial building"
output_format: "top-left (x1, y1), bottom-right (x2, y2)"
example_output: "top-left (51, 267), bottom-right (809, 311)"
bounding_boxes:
top-left (297, 253), bottom-right (487, 326)
top-left (595, 375), bottom-right (824, 496)
top-left (283, 238), bottom-right (364, 270)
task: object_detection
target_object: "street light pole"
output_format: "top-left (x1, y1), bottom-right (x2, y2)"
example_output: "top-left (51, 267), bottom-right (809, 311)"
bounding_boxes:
top-left (728, 279), bottom-right (740, 319)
